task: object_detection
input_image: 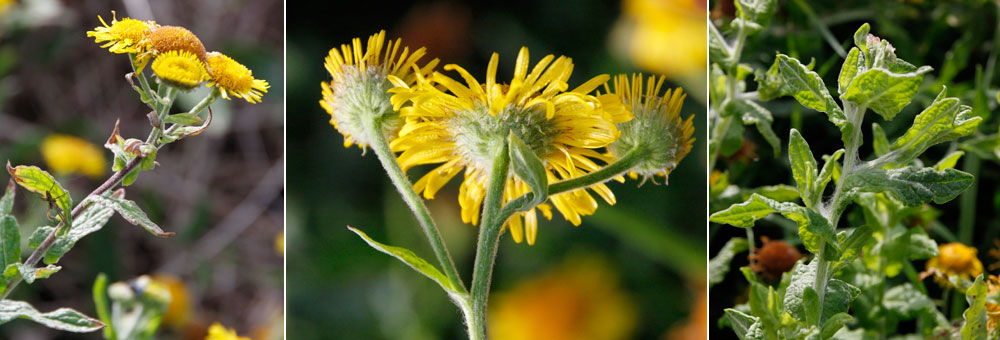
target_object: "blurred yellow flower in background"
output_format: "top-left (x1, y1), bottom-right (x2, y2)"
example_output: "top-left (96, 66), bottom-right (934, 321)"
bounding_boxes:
top-left (489, 257), bottom-right (636, 340)
top-left (0, 0), bottom-right (14, 17)
top-left (205, 322), bottom-right (250, 340)
top-left (611, 0), bottom-right (707, 100)
top-left (40, 134), bottom-right (106, 179)
top-left (664, 285), bottom-right (706, 340)
top-left (275, 231), bottom-right (284, 255)
top-left (151, 274), bottom-right (192, 329)
top-left (926, 242), bottom-right (983, 287)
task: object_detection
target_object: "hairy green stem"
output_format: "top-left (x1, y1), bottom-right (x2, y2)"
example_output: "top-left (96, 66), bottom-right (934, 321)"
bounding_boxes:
top-left (495, 147), bottom-right (645, 227)
top-left (468, 144), bottom-right (510, 340)
top-left (957, 152), bottom-right (980, 243)
top-left (710, 26), bottom-right (748, 171)
top-left (362, 117), bottom-right (466, 293)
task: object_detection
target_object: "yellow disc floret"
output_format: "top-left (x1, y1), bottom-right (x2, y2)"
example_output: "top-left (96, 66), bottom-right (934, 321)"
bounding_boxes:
top-left (206, 51), bottom-right (269, 104)
top-left (86, 11), bottom-right (155, 54)
top-left (320, 30), bottom-right (439, 149)
top-left (390, 47), bottom-right (629, 245)
top-left (151, 50), bottom-right (207, 89)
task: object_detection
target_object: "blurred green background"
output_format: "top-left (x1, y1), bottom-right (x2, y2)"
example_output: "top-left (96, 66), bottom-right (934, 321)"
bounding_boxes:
top-left (0, 0), bottom-right (283, 338)
top-left (286, 0), bottom-right (707, 339)
top-left (709, 0), bottom-right (1000, 338)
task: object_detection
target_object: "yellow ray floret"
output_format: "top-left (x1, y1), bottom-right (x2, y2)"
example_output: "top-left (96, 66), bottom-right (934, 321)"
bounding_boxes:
top-left (86, 11), bottom-right (156, 54)
top-left (605, 73), bottom-right (694, 184)
top-left (320, 30), bottom-right (439, 149)
top-left (152, 50), bottom-right (207, 89)
top-left (390, 47), bottom-right (630, 245)
top-left (206, 51), bottom-right (269, 104)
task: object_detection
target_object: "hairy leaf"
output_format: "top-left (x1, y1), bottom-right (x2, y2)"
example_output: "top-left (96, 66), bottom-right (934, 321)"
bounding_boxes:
top-left (0, 216), bottom-right (19, 273)
top-left (891, 89), bottom-right (981, 165)
top-left (709, 238), bottom-right (748, 288)
top-left (817, 149), bottom-right (845, 194)
top-left (89, 196), bottom-right (174, 238)
top-left (789, 129), bottom-right (819, 207)
top-left (962, 275), bottom-right (987, 340)
top-left (848, 167), bottom-right (974, 206)
top-left (740, 100), bottom-right (781, 154)
top-left (507, 132), bottom-right (548, 212)
top-left (0, 299), bottom-right (103, 332)
top-left (13, 263), bottom-right (60, 284)
top-left (838, 48), bottom-right (864, 96)
top-left (883, 283), bottom-right (934, 318)
top-left (725, 308), bottom-right (765, 340)
top-left (5, 163), bottom-right (72, 228)
top-left (842, 66), bottom-right (931, 121)
top-left (43, 197), bottom-right (116, 264)
top-left (0, 179), bottom-right (13, 216)
top-left (348, 226), bottom-right (463, 294)
top-left (710, 194), bottom-right (835, 253)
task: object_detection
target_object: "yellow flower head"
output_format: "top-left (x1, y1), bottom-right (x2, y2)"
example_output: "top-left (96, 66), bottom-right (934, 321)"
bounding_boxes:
top-left (320, 30), bottom-right (439, 149)
top-left (150, 274), bottom-right (191, 329)
top-left (489, 257), bottom-right (636, 340)
top-left (390, 47), bottom-right (630, 245)
top-left (206, 51), bottom-right (269, 103)
top-left (41, 134), bottom-right (106, 179)
top-left (605, 73), bottom-right (694, 184)
top-left (148, 25), bottom-right (207, 62)
top-left (206, 322), bottom-right (250, 340)
top-left (86, 11), bottom-right (156, 55)
top-left (152, 50), bottom-right (207, 89)
top-left (926, 242), bottom-right (983, 287)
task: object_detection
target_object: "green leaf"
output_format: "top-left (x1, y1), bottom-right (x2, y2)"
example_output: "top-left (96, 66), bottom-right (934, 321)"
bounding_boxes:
top-left (817, 149), bottom-right (845, 194)
top-left (784, 261), bottom-right (862, 325)
top-left (789, 129), bottom-right (819, 207)
top-left (0, 299), bottom-right (103, 332)
top-left (853, 23), bottom-right (870, 54)
top-left (821, 313), bottom-right (853, 339)
top-left (777, 55), bottom-right (844, 119)
top-left (735, 0), bottom-right (775, 28)
top-left (507, 132), bottom-right (548, 211)
top-left (5, 163), bottom-right (72, 228)
top-left (934, 151), bottom-right (965, 171)
top-left (721, 116), bottom-right (746, 157)
top-left (89, 195), bottom-right (174, 238)
top-left (838, 225), bottom-right (872, 264)
top-left (92, 273), bottom-right (115, 339)
top-left (838, 48), bottom-right (864, 96)
top-left (756, 57), bottom-right (792, 101)
top-left (122, 167), bottom-right (140, 186)
top-left (724, 308), bottom-right (765, 340)
top-left (164, 113), bottom-right (204, 126)
top-left (907, 229), bottom-right (938, 260)
top-left (348, 226), bottom-right (463, 294)
top-left (842, 66), bottom-right (932, 121)
top-left (883, 283), bottom-right (934, 318)
top-left (848, 167), bottom-right (974, 206)
top-left (28, 226), bottom-right (53, 249)
top-left (871, 123), bottom-right (889, 157)
top-left (709, 238), bottom-right (748, 288)
top-left (804, 286), bottom-right (821, 326)
top-left (0, 216), bottom-right (19, 272)
top-left (0, 179), bottom-right (14, 216)
top-left (710, 194), bottom-right (835, 253)
top-left (140, 149), bottom-right (157, 171)
top-left (961, 275), bottom-right (987, 340)
top-left (709, 25), bottom-right (731, 67)
top-left (739, 101), bottom-right (781, 154)
top-left (43, 197), bottom-right (116, 264)
top-left (891, 89), bottom-right (981, 165)
top-left (13, 263), bottom-right (60, 284)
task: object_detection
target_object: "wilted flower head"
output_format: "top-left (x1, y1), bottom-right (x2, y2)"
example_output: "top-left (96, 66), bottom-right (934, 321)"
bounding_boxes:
top-left (320, 30), bottom-right (439, 149)
top-left (206, 51), bottom-right (269, 103)
top-left (605, 73), bottom-right (694, 184)
top-left (148, 25), bottom-right (207, 62)
top-left (926, 242), bottom-right (983, 287)
top-left (390, 47), bottom-right (629, 244)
